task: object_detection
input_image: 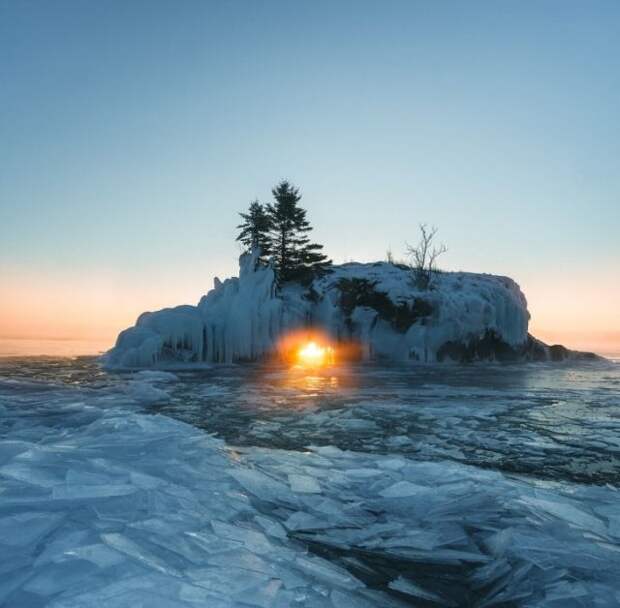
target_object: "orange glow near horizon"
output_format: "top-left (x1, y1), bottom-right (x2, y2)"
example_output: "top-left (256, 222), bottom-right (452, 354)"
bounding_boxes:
top-left (0, 271), bottom-right (206, 351)
top-left (1, 269), bottom-right (619, 357)
top-left (523, 273), bottom-right (620, 356)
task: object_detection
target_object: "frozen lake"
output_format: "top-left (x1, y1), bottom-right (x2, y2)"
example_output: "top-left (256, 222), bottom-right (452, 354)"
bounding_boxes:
top-left (1, 357), bottom-right (619, 607)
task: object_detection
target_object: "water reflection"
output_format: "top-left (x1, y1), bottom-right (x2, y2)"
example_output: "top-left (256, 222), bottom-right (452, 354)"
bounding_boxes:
top-left (1, 356), bottom-right (619, 485)
top-left (285, 370), bottom-right (340, 392)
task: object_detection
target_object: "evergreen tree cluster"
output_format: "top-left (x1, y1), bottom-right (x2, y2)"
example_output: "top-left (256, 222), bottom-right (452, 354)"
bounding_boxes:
top-left (236, 180), bottom-right (331, 284)
top-left (236, 200), bottom-right (272, 263)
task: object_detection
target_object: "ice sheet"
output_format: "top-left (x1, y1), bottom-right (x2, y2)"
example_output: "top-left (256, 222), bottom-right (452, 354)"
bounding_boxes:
top-left (1, 367), bottom-right (619, 607)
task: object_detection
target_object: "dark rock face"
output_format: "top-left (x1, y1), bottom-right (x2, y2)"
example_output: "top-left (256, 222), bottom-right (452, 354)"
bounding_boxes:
top-left (549, 344), bottom-right (570, 361)
top-left (336, 278), bottom-right (433, 334)
top-left (437, 330), bottom-right (521, 363)
top-left (548, 344), bottom-right (600, 361)
top-left (437, 331), bottom-right (601, 363)
top-left (524, 335), bottom-right (549, 362)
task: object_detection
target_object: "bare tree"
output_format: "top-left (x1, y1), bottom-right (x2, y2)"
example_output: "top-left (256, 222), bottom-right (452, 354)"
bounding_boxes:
top-left (406, 224), bottom-right (447, 289)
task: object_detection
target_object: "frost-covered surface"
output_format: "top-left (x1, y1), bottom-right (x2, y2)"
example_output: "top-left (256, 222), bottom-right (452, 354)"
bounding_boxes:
top-left (1, 358), bottom-right (619, 607)
top-left (240, 446), bottom-right (620, 607)
top-left (105, 251), bottom-right (531, 368)
top-left (0, 380), bottom-right (386, 607)
top-left (312, 262), bottom-right (529, 361)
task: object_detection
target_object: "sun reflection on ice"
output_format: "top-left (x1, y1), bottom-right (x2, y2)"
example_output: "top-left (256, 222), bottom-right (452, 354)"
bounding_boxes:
top-left (299, 373), bottom-right (340, 393)
top-left (273, 330), bottom-right (357, 397)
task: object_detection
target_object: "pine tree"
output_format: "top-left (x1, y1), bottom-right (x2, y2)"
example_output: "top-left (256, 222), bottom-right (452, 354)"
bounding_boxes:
top-left (266, 180), bottom-right (331, 283)
top-left (236, 200), bottom-right (272, 264)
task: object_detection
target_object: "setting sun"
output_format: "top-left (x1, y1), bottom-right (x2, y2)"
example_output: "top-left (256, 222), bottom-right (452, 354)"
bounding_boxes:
top-left (296, 341), bottom-right (335, 368)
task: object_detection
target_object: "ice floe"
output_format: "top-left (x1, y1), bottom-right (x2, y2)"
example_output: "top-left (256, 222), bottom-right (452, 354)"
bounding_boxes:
top-left (1, 361), bottom-right (619, 607)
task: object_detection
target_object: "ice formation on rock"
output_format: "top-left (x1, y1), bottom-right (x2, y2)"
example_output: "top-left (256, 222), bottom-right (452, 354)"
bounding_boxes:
top-left (105, 249), bottom-right (583, 368)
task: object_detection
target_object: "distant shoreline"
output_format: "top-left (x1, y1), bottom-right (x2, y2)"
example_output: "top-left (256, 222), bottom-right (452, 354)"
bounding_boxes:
top-left (0, 338), bottom-right (113, 358)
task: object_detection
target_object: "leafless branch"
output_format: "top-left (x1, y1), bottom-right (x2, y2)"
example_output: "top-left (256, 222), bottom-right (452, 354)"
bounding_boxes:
top-left (405, 224), bottom-right (447, 289)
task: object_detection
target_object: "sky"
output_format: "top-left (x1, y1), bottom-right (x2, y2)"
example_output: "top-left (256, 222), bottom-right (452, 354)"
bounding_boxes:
top-left (1, 0), bottom-right (619, 355)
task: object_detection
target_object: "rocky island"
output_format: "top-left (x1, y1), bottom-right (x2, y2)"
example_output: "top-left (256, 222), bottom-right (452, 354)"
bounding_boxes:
top-left (104, 181), bottom-right (597, 368)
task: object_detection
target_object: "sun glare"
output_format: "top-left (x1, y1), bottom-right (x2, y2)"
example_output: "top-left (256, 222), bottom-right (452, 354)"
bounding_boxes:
top-left (296, 341), bottom-right (334, 368)
top-left (276, 329), bottom-right (345, 368)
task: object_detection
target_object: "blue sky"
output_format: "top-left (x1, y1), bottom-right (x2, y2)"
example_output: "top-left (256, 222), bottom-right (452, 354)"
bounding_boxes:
top-left (1, 1), bottom-right (619, 351)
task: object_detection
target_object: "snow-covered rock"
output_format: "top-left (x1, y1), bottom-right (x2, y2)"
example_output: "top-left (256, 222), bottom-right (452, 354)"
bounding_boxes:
top-left (104, 251), bottom-right (541, 368)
